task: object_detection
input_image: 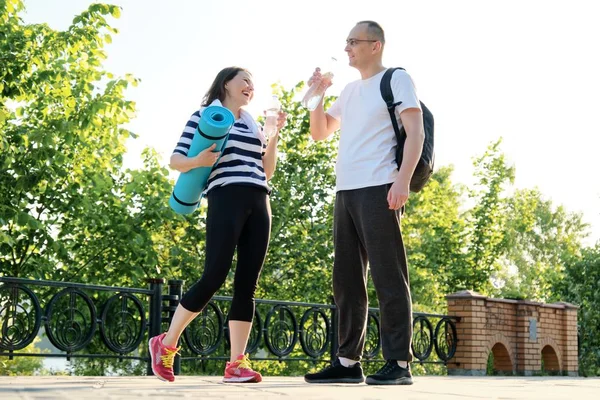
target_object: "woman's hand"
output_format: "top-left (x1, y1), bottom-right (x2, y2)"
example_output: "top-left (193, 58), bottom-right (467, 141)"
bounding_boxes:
top-left (193, 143), bottom-right (220, 167)
top-left (275, 110), bottom-right (288, 134)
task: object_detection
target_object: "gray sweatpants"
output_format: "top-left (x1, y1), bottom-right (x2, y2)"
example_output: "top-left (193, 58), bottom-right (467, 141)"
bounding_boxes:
top-left (333, 183), bottom-right (413, 362)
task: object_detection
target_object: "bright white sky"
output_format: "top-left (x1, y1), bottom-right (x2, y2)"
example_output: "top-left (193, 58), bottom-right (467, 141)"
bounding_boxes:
top-left (22, 0), bottom-right (600, 245)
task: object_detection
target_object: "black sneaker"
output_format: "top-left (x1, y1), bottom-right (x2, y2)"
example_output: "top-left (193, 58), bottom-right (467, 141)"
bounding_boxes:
top-left (365, 360), bottom-right (413, 385)
top-left (304, 359), bottom-right (365, 384)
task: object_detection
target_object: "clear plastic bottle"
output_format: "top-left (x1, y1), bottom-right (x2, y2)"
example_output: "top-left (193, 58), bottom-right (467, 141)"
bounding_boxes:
top-left (264, 95), bottom-right (281, 138)
top-left (301, 71), bottom-right (334, 111)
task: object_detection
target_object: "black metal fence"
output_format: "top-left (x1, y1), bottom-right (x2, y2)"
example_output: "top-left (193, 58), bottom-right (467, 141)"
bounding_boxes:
top-left (0, 277), bottom-right (459, 375)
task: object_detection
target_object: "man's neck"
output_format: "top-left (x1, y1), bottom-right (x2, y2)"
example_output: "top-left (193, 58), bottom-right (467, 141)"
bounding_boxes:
top-left (358, 63), bottom-right (386, 80)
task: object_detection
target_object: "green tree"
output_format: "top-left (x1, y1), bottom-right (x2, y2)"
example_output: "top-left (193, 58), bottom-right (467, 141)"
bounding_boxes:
top-left (464, 138), bottom-right (515, 293)
top-left (555, 245), bottom-right (600, 377)
top-left (0, 1), bottom-right (205, 288)
top-left (402, 165), bottom-right (469, 312)
top-left (498, 188), bottom-right (588, 301)
top-left (252, 83), bottom-right (338, 305)
top-left (0, 0), bottom-right (139, 280)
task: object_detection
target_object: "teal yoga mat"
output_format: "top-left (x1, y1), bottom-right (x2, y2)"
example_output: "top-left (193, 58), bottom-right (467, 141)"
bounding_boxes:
top-left (169, 106), bottom-right (235, 214)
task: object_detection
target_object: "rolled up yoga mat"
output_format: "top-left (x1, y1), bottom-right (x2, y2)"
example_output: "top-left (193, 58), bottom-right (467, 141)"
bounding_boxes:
top-left (169, 106), bottom-right (235, 214)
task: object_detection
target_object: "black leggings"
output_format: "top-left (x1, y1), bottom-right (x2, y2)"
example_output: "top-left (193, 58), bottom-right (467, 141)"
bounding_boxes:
top-left (179, 185), bottom-right (271, 321)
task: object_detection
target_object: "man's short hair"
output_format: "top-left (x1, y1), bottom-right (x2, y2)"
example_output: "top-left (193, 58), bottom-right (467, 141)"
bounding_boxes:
top-left (356, 20), bottom-right (385, 45)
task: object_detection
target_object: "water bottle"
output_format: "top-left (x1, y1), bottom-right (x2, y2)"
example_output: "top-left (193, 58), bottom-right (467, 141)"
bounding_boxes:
top-left (264, 95), bottom-right (281, 138)
top-left (301, 71), bottom-right (334, 111)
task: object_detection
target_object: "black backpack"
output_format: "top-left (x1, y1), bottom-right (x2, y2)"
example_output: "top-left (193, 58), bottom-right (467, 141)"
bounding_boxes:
top-left (380, 67), bottom-right (434, 192)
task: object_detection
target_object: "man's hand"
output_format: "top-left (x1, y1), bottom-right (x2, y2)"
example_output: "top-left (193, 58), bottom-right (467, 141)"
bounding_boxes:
top-left (387, 178), bottom-right (410, 210)
top-left (307, 67), bottom-right (333, 90)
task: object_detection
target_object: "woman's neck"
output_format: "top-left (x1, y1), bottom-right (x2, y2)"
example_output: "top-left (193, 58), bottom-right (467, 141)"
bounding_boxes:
top-left (221, 99), bottom-right (242, 119)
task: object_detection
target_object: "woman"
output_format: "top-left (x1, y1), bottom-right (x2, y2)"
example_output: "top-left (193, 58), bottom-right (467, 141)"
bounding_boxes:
top-left (149, 67), bottom-right (287, 383)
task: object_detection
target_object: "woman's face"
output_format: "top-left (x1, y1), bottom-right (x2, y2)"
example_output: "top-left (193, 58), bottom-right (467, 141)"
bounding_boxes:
top-left (224, 71), bottom-right (254, 106)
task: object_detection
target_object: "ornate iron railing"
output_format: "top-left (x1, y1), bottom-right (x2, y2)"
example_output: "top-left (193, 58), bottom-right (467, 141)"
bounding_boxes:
top-left (0, 277), bottom-right (459, 375)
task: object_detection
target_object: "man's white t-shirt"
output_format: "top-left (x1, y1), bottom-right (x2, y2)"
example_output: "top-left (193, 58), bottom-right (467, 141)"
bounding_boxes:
top-left (327, 69), bottom-right (421, 192)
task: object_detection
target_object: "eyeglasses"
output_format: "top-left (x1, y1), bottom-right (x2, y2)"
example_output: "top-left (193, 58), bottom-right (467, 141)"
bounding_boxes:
top-left (346, 38), bottom-right (378, 47)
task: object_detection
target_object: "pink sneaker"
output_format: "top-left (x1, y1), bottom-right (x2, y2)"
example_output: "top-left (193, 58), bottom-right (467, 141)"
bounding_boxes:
top-left (148, 333), bottom-right (180, 382)
top-left (223, 354), bottom-right (263, 383)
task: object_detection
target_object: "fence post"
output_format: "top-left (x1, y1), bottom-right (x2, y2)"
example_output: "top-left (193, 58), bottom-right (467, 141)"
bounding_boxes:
top-left (330, 296), bottom-right (338, 363)
top-left (167, 279), bottom-right (184, 375)
top-left (147, 278), bottom-right (164, 376)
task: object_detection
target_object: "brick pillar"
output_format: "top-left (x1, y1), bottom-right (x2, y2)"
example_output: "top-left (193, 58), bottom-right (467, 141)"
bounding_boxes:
top-left (554, 302), bottom-right (579, 376)
top-left (515, 301), bottom-right (541, 376)
top-left (446, 290), bottom-right (488, 376)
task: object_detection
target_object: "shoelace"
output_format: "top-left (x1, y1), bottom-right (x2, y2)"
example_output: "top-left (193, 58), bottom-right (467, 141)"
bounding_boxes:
top-left (377, 360), bottom-right (397, 375)
top-left (235, 354), bottom-right (253, 370)
top-left (160, 347), bottom-right (180, 369)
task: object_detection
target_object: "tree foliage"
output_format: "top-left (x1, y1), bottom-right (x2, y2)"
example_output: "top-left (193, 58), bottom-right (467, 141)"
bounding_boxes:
top-left (1, 0), bottom-right (137, 280)
top-left (555, 246), bottom-right (600, 377)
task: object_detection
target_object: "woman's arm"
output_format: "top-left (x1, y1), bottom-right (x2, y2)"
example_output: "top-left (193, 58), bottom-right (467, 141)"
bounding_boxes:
top-left (262, 110), bottom-right (288, 180)
top-left (169, 143), bottom-right (220, 173)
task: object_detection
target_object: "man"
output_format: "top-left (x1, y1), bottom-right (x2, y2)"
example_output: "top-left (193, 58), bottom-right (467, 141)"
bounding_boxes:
top-left (303, 21), bottom-right (424, 385)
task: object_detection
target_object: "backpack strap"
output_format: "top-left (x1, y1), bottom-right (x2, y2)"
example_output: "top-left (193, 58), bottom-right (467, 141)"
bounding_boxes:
top-left (380, 67), bottom-right (406, 144)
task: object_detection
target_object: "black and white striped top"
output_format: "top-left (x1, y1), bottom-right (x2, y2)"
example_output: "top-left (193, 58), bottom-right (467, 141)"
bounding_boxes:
top-left (172, 109), bottom-right (269, 194)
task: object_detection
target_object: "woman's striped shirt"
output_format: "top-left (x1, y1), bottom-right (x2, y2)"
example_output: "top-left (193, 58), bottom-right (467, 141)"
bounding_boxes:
top-left (172, 109), bottom-right (269, 194)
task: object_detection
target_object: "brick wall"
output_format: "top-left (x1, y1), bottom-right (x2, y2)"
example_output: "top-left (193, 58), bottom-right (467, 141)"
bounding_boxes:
top-left (446, 290), bottom-right (578, 376)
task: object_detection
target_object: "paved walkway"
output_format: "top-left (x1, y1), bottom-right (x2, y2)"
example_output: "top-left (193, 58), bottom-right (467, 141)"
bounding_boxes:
top-left (1, 376), bottom-right (599, 399)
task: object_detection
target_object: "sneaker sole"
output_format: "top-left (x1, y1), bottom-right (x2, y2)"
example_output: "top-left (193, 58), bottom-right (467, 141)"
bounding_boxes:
top-left (148, 338), bottom-right (174, 382)
top-left (223, 376), bottom-right (262, 383)
top-left (365, 376), bottom-right (413, 385)
top-left (304, 377), bottom-right (365, 384)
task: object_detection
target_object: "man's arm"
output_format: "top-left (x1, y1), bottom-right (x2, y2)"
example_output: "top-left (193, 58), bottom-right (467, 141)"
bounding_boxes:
top-left (306, 68), bottom-right (340, 141)
top-left (387, 108), bottom-right (425, 209)
top-left (397, 108), bottom-right (425, 184)
top-left (309, 103), bottom-right (340, 141)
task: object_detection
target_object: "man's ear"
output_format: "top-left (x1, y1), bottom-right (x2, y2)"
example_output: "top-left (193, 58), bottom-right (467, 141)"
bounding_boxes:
top-left (372, 41), bottom-right (383, 53)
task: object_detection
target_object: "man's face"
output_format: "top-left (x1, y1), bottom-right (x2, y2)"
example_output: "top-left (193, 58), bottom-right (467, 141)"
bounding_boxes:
top-left (344, 24), bottom-right (379, 68)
